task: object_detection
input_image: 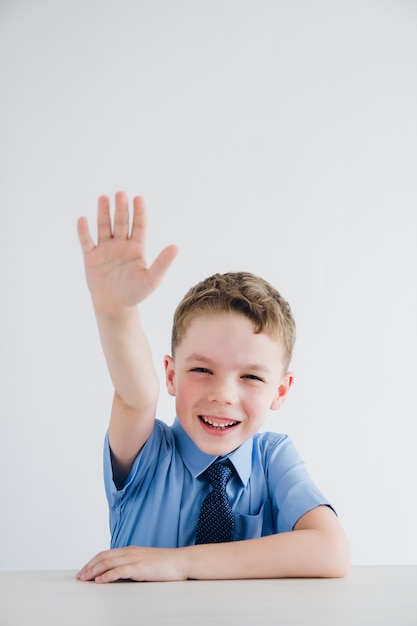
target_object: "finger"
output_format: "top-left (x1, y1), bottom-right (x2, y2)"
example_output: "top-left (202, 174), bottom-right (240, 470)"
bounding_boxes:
top-left (77, 550), bottom-right (132, 582)
top-left (77, 217), bottom-right (95, 254)
top-left (77, 564), bottom-right (108, 581)
top-left (77, 548), bottom-right (126, 576)
top-left (130, 196), bottom-right (147, 245)
top-left (94, 565), bottom-right (137, 584)
top-left (147, 245), bottom-right (179, 290)
top-left (97, 195), bottom-right (112, 243)
top-left (113, 191), bottom-right (130, 239)
top-left (76, 549), bottom-right (110, 580)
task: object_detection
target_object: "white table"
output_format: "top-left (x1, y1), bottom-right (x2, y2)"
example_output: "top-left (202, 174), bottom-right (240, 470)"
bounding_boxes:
top-left (1, 566), bottom-right (416, 626)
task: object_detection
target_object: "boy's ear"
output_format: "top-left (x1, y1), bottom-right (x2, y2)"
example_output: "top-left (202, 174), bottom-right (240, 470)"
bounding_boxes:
top-left (164, 355), bottom-right (176, 396)
top-left (270, 372), bottom-right (294, 410)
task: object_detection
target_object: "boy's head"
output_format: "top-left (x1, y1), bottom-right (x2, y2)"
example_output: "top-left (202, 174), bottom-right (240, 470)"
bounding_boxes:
top-left (171, 272), bottom-right (296, 372)
top-left (165, 272), bottom-right (295, 455)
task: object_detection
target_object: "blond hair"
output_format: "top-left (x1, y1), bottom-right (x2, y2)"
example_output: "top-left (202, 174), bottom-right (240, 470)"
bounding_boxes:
top-left (171, 272), bottom-right (296, 371)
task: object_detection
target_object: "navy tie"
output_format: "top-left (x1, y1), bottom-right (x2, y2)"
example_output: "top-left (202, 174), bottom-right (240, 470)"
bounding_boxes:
top-left (195, 460), bottom-right (235, 544)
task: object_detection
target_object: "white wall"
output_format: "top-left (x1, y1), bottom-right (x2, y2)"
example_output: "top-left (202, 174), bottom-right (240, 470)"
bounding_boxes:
top-left (1, 0), bottom-right (416, 570)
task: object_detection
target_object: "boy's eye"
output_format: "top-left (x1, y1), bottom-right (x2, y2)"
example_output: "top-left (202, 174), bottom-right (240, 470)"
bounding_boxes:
top-left (190, 367), bottom-right (212, 374)
top-left (242, 374), bottom-right (264, 382)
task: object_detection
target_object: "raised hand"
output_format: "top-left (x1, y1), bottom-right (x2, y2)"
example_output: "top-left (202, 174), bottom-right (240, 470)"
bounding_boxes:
top-left (77, 192), bottom-right (178, 315)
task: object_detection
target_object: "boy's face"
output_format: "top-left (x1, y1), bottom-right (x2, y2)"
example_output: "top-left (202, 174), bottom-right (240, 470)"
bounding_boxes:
top-left (164, 313), bottom-right (293, 456)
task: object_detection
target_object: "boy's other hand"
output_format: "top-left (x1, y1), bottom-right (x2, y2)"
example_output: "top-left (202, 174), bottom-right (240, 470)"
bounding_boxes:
top-left (77, 192), bottom-right (178, 315)
top-left (76, 546), bottom-right (187, 583)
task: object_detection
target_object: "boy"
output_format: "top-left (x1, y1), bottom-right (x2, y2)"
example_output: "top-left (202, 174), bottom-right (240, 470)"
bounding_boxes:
top-left (76, 192), bottom-right (350, 583)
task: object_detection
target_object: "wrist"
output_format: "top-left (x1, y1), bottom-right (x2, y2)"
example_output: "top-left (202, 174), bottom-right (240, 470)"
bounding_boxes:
top-left (94, 302), bottom-right (139, 323)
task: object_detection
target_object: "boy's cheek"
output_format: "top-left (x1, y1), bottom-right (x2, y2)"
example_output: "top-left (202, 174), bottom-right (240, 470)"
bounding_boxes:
top-left (174, 384), bottom-right (200, 415)
top-left (174, 385), bottom-right (191, 405)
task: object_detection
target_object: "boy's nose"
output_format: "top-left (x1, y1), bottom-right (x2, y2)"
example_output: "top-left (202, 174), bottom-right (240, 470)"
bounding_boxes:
top-left (207, 379), bottom-right (238, 404)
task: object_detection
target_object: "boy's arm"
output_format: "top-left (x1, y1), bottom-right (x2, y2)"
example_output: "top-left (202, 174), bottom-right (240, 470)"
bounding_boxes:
top-left (77, 505), bottom-right (350, 582)
top-left (77, 192), bottom-right (178, 475)
top-left (184, 505), bottom-right (350, 580)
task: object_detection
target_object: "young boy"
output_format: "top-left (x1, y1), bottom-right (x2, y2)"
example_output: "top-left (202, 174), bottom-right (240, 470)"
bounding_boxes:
top-left (76, 191), bottom-right (350, 583)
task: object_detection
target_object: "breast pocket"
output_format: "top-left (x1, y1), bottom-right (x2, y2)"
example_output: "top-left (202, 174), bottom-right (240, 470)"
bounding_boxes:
top-left (234, 502), bottom-right (272, 540)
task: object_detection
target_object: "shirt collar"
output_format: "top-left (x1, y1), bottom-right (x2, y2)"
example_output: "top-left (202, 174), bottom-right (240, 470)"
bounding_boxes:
top-left (171, 417), bottom-right (253, 487)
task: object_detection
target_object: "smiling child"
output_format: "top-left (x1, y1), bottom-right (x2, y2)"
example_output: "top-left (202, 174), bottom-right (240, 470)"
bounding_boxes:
top-left (76, 192), bottom-right (350, 583)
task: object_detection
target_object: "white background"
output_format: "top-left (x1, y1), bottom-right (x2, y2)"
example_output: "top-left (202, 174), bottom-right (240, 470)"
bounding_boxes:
top-left (1, 0), bottom-right (416, 570)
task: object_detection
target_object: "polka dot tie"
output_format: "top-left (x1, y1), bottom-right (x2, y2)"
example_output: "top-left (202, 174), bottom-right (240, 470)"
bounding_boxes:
top-left (195, 460), bottom-right (235, 545)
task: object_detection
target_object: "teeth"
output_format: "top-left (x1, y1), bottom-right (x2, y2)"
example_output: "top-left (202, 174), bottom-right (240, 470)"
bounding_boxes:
top-left (201, 417), bottom-right (237, 429)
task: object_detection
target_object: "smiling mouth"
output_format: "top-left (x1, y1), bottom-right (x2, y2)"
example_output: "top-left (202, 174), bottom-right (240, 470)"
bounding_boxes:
top-left (199, 416), bottom-right (239, 430)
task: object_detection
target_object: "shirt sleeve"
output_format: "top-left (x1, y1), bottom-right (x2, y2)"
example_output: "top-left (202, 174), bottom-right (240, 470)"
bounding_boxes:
top-left (262, 433), bottom-right (334, 533)
top-left (103, 420), bottom-right (172, 508)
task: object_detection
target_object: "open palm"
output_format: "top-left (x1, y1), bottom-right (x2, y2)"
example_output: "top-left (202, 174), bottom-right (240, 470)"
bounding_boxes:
top-left (77, 192), bottom-right (178, 314)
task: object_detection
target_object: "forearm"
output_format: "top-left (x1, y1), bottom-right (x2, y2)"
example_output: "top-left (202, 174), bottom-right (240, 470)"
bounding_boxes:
top-left (181, 527), bottom-right (350, 580)
top-left (95, 306), bottom-right (159, 410)
top-left (182, 508), bottom-right (350, 580)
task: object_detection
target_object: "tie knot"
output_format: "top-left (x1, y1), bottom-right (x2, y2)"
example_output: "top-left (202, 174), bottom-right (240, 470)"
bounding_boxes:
top-left (206, 460), bottom-right (234, 491)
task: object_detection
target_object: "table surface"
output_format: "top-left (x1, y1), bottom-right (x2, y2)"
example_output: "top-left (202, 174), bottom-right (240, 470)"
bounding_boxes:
top-left (1, 566), bottom-right (416, 626)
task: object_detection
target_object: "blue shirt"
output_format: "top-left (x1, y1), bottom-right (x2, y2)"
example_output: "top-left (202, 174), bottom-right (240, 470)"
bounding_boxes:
top-left (104, 418), bottom-right (332, 548)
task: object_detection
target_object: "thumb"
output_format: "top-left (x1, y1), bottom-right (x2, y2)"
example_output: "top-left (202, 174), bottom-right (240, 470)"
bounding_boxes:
top-left (147, 245), bottom-right (179, 290)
